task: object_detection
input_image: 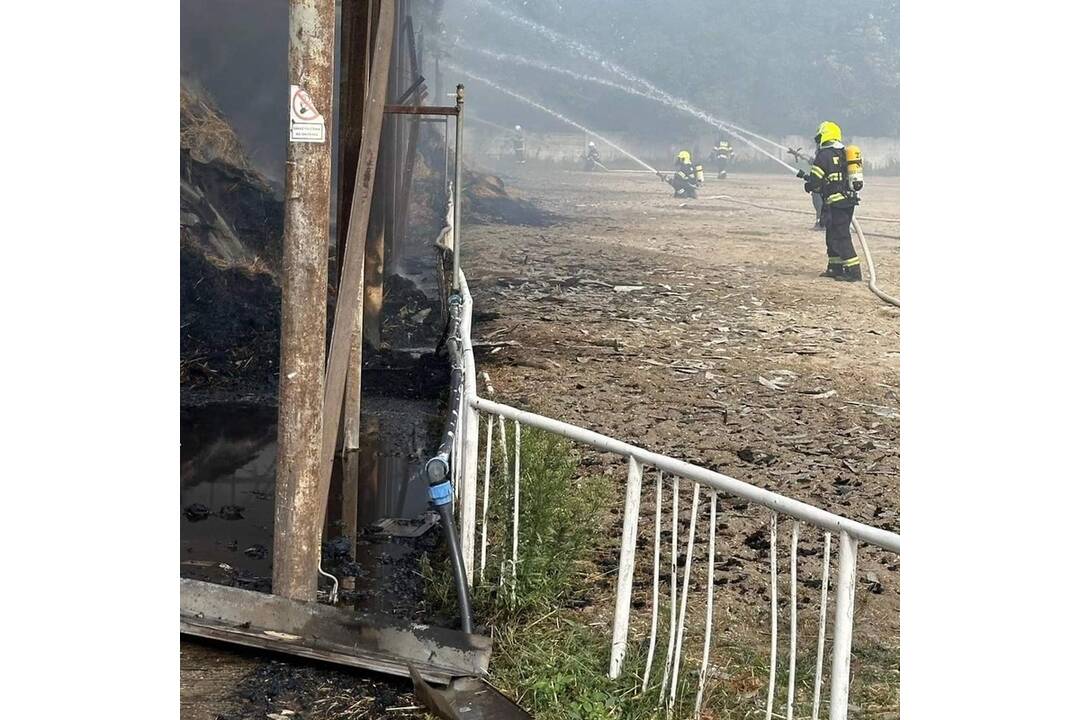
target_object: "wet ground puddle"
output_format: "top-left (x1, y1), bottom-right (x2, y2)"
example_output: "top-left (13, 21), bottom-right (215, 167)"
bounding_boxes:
top-left (181, 388), bottom-right (443, 617)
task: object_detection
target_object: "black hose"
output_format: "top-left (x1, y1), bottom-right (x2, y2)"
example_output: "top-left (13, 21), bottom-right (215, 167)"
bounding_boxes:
top-left (424, 294), bottom-right (474, 633)
top-left (436, 503), bottom-right (473, 634)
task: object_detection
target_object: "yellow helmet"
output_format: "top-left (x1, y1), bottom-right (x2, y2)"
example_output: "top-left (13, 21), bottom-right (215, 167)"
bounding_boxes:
top-left (677, 150), bottom-right (691, 163)
top-left (816, 121), bottom-right (842, 145)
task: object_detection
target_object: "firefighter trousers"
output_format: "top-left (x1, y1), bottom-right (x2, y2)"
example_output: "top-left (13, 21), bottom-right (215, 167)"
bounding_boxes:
top-left (825, 204), bottom-right (859, 269)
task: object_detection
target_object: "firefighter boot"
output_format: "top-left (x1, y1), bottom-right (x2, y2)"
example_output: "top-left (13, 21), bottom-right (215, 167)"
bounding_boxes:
top-left (839, 264), bottom-right (863, 282)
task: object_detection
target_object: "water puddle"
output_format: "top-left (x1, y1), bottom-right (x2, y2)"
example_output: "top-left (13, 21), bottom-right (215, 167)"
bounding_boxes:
top-left (181, 385), bottom-right (445, 615)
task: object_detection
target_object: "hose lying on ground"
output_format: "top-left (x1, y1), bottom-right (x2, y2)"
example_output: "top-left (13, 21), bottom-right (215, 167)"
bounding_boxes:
top-left (852, 218), bottom-right (900, 307)
top-left (685, 194), bottom-right (901, 308)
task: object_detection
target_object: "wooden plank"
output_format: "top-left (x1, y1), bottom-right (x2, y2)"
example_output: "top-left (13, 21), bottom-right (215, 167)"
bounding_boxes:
top-left (180, 579), bottom-right (490, 683)
top-left (339, 0), bottom-right (373, 452)
top-left (183, 621), bottom-right (454, 685)
top-left (317, 0), bottom-right (396, 529)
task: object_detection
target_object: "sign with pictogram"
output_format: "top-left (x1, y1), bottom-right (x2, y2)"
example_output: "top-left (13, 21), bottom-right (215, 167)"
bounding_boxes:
top-left (289, 85), bottom-right (326, 143)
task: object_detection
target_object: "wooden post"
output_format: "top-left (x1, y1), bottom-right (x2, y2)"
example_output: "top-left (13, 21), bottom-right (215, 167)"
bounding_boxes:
top-left (338, 0), bottom-right (373, 452)
top-left (273, 0), bottom-right (336, 602)
top-left (317, 0), bottom-right (396, 537)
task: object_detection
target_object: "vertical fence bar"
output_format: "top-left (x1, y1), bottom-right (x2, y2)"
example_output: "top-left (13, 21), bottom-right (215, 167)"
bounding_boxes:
top-left (479, 413), bottom-right (493, 581)
top-left (812, 533), bottom-right (832, 720)
top-left (828, 531), bottom-right (858, 720)
top-left (498, 415), bottom-right (510, 499)
top-left (786, 522), bottom-right (801, 720)
top-left (609, 456), bottom-right (645, 679)
top-left (660, 476), bottom-right (681, 699)
top-left (641, 470), bottom-right (664, 691)
top-left (461, 403), bottom-right (478, 585)
top-left (667, 482), bottom-right (702, 711)
top-left (511, 419), bottom-right (521, 598)
top-left (694, 490), bottom-right (718, 718)
top-left (766, 512), bottom-right (778, 720)
top-left (452, 84), bottom-right (464, 291)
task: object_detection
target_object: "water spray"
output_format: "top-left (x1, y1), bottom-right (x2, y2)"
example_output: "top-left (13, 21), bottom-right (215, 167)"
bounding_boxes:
top-left (446, 63), bottom-right (664, 177)
top-left (466, 1), bottom-right (798, 173)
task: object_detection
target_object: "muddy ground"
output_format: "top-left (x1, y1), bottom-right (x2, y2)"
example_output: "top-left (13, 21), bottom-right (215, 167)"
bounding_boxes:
top-left (464, 167), bottom-right (900, 710)
top-left (180, 165), bottom-right (899, 718)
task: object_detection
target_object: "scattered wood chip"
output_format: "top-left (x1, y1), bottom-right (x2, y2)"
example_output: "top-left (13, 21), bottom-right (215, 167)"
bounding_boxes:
top-left (757, 376), bottom-right (785, 391)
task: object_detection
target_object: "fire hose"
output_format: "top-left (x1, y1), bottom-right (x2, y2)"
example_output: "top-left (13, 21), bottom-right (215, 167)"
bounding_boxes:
top-left (689, 193), bottom-right (900, 308)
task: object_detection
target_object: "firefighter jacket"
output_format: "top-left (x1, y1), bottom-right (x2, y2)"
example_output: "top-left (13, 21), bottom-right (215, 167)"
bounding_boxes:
top-left (711, 143), bottom-right (733, 161)
top-left (804, 142), bottom-right (857, 208)
top-left (674, 160), bottom-right (696, 182)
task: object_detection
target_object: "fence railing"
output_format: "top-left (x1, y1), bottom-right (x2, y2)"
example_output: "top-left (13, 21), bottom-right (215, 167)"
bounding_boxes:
top-left (441, 222), bottom-right (899, 718)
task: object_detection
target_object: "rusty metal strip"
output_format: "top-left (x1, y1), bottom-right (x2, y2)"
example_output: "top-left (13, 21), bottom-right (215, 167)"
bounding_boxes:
top-left (410, 666), bottom-right (532, 719)
top-left (384, 104), bottom-right (459, 115)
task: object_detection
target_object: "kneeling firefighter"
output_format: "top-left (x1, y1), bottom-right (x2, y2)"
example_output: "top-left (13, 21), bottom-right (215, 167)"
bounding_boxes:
top-left (797, 121), bottom-right (864, 281)
top-left (669, 150), bottom-right (705, 198)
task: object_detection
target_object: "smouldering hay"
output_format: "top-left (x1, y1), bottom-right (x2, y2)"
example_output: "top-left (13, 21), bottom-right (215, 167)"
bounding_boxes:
top-left (180, 80), bottom-right (251, 170)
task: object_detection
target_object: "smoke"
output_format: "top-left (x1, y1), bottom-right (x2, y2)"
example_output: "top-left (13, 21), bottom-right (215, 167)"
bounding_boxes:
top-left (180, 0), bottom-right (289, 181)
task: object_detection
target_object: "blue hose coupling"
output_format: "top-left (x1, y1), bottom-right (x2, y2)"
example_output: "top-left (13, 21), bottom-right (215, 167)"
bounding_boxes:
top-left (429, 481), bottom-right (454, 507)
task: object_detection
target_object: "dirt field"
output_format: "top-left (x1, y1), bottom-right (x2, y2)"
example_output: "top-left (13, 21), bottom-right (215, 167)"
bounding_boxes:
top-left (180, 167), bottom-right (899, 718)
top-left (464, 167), bottom-right (900, 712)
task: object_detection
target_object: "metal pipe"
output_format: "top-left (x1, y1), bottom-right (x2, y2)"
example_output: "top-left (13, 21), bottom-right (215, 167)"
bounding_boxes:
top-left (435, 502), bottom-right (473, 634)
top-left (668, 482), bottom-right (701, 711)
top-left (470, 398), bottom-right (900, 554)
top-left (787, 522), bottom-right (801, 720)
top-left (452, 84), bottom-right (464, 290)
top-left (641, 470), bottom-right (664, 691)
top-left (812, 533), bottom-right (832, 720)
top-left (480, 414), bottom-right (493, 581)
top-left (766, 513), bottom-right (778, 720)
top-left (659, 476), bottom-right (680, 699)
top-left (459, 273), bottom-right (479, 584)
top-left (828, 532), bottom-right (859, 720)
top-left (694, 490), bottom-right (718, 718)
top-left (425, 296), bottom-right (472, 634)
top-left (511, 419), bottom-right (521, 599)
top-left (609, 456), bottom-right (644, 679)
top-left (444, 116), bottom-right (450, 193)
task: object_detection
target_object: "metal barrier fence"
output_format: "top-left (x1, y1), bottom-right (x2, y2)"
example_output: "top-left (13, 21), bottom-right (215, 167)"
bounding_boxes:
top-left (440, 210), bottom-right (899, 718)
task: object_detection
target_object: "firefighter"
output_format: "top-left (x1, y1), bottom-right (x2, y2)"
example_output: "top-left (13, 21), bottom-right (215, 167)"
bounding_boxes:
top-left (669, 150), bottom-right (704, 198)
top-left (512, 125), bottom-right (526, 164)
top-left (709, 139), bottom-right (735, 179)
top-left (583, 141), bottom-right (603, 171)
top-left (797, 121), bottom-right (862, 281)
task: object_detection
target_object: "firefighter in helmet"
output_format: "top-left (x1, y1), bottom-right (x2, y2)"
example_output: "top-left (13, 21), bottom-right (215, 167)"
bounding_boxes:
top-left (669, 150), bottom-right (704, 198)
top-left (709, 138), bottom-right (735, 179)
top-left (583, 141), bottom-right (603, 171)
top-left (512, 125), bottom-right (526, 163)
top-left (797, 121), bottom-right (862, 280)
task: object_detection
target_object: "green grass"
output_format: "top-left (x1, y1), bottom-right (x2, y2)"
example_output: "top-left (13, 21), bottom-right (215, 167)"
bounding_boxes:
top-left (420, 426), bottom-right (899, 718)
top-left (422, 427), bottom-right (698, 718)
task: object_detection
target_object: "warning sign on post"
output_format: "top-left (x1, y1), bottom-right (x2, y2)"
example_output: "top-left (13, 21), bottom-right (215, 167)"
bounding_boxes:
top-left (289, 85), bottom-right (326, 143)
